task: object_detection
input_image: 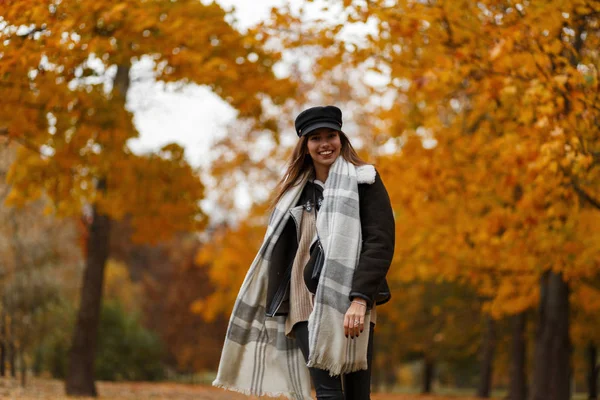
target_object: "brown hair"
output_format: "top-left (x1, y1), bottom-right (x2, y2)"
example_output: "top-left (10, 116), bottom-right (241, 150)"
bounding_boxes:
top-left (271, 130), bottom-right (367, 207)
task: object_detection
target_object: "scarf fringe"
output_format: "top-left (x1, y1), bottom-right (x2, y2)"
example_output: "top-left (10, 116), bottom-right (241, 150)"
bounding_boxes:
top-left (212, 379), bottom-right (306, 400)
top-left (307, 357), bottom-right (368, 377)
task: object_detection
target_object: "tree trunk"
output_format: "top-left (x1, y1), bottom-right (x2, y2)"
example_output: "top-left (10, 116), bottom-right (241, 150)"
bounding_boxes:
top-left (65, 179), bottom-right (111, 397)
top-left (19, 347), bottom-right (26, 387)
top-left (9, 341), bottom-right (16, 378)
top-left (65, 63), bottom-right (128, 397)
top-left (530, 270), bottom-right (571, 400)
top-left (422, 354), bottom-right (434, 394)
top-left (113, 64), bottom-right (131, 95)
top-left (510, 312), bottom-right (527, 400)
top-left (0, 339), bottom-right (4, 377)
top-left (477, 315), bottom-right (496, 398)
top-left (384, 353), bottom-right (396, 391)
top-left (0, 312), bottom-right (5, 377)
top-left (588, 342), bottom-right (598, 400)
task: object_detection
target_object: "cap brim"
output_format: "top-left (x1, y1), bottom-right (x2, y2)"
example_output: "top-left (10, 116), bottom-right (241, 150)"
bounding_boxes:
top-left (300, 122), bottom-right (343, 137)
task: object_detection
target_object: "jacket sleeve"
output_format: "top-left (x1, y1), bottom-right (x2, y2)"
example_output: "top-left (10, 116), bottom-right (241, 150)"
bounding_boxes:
top-left (349, 171), bottom-right (395, 307)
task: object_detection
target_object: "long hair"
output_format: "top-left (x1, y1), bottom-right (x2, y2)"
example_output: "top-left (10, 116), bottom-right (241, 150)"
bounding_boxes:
top-left (271, 131), bottom-right (367, 207)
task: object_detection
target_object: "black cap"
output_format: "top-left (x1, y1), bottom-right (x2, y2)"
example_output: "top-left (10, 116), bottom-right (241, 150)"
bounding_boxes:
top-left (294, 106), bottom-right (343, 137)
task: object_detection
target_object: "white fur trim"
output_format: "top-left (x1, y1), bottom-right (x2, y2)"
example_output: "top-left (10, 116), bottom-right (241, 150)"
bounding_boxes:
top-left (356, 164), bottom-right (376, 184)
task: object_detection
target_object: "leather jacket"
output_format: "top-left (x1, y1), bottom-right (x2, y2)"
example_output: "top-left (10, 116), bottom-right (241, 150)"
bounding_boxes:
top-left (266, 172), bottom-right (395, 317)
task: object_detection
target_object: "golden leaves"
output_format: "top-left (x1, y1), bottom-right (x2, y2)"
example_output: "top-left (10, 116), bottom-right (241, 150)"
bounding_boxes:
top-left (0, 0), bottom-right (300, 249)
top-left (330, 0), bottom-right (600, 320)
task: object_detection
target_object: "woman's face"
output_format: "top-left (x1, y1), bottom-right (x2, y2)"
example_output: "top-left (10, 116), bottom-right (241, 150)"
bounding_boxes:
top-left (306, 129), bottom-right (342, 169)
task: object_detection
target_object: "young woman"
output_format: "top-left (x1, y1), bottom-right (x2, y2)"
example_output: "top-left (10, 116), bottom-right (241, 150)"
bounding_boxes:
top-left (214, 106), bottom-right (395, 400)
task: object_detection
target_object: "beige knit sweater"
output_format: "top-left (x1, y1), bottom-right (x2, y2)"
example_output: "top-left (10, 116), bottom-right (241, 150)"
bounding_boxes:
top-left (285, 205), bottom-right (376, 337)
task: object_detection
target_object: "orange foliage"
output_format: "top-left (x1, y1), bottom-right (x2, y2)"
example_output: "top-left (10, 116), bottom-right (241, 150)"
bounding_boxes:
top-left (259, 0), bottom-right (600, 318)
top-left (198, 1), bottom-right (600, 369)
top-left (0, 0), bottom-right (297, 242)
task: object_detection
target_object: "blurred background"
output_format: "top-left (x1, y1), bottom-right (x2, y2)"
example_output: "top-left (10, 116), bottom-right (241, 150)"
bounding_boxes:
top-left (1, 0), bottom-right (599, 399)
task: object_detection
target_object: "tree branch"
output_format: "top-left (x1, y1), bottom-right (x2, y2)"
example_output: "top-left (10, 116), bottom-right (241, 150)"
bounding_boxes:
top-left (573, 181), bottom-right (600, 210)
top-left (8, 136), bottom-right (46, 157)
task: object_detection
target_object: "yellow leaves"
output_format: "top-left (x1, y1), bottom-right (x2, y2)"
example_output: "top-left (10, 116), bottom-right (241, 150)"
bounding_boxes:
top-left (4, 187), bottom-right (41, 208)
top-left (563, 241), bottom-right (583, 255)
top-left (190, 296), bottom-right (223, 322)
top-left (100, 2), bottom-right (128, 26)
top-left (489, 38), bottom-right (510, 61)
top-left (104, 259), bottom-right (142, 313)
top-left (553, 74), bottom-right (568, 86)
top-left (574, 4), bottom-right (594, 15)
top-left (518, 107), bottom-right (535, 125)
top-left (572, 283), bottom-right (600, 330)
top-left (542, 38), bottom-right (565, 55)
top-left (111, 3), bottom-right (129, 14)
top-left (5, 149), bottom-right (49, 207)
top-left (201, 1), bottom-right (600, 359)
top-left (1, 0), bottom-right (292, 246)
top-left (536, 103), bottom-right (556, 119)
top-left (500, 85), bottom-right (517, 97)
top-left (489, 276), bottom-right (539, 319)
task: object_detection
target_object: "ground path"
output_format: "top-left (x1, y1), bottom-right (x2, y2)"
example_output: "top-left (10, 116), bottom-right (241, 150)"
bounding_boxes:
top-left (1, 378), bottom-right (485, 400)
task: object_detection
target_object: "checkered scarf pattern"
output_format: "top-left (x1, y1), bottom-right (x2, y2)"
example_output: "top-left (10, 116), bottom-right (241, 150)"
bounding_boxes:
top-left (213, 157), bottom-right (374, 399)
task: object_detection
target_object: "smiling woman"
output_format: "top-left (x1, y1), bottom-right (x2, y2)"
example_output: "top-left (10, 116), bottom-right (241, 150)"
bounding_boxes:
top-left (213, 105), bottom-right (396, 400)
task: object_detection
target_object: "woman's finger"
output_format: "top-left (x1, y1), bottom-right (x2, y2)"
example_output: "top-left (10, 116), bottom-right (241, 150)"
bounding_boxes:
top-left (352, 316), bottom-right (360, 338)
top-left (343, 313), bottom-right (350, 337)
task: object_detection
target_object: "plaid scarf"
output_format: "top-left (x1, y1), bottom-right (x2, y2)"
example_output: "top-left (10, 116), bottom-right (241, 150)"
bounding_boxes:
top-left (213, 157), bottom-right (375, 400)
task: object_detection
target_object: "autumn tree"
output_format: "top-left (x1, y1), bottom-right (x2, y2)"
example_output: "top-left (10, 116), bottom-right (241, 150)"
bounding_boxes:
top-left (271, 0), bottom-right (600, 397)
top-left (0, 143), bottom-right (83, 386)
top-left (196, 1), bottom-right (600, 397)
top-left (1, 0), bottom-right (295, 396)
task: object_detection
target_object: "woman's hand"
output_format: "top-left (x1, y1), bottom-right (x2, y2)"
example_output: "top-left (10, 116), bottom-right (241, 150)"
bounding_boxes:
top-left (344, 298), bottom-right (367, 339)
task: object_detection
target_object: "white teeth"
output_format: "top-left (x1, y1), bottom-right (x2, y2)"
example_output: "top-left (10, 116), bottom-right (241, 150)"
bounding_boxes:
top-left (319, 151), bottom-right (332, 155)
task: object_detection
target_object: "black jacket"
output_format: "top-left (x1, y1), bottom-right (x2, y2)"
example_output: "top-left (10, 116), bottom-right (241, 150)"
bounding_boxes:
top-left (265, 171), bottom-right (395, 316)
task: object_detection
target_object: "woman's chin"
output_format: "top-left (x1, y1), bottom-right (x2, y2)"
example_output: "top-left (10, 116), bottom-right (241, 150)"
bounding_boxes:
top-left (322, 154), bottom-right (339, 163)
top-left (316, 159), bottom-right (335, 168)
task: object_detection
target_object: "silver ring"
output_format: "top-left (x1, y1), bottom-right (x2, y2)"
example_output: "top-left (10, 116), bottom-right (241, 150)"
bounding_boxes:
top-left (353, 320), bottom-right (360, 327)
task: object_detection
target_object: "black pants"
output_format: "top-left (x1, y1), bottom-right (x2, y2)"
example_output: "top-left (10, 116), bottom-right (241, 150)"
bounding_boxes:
top-left (293, 321), bottom-right (375, 400)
